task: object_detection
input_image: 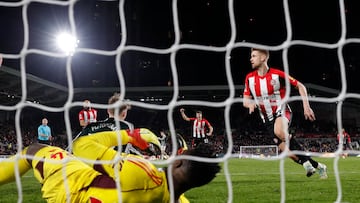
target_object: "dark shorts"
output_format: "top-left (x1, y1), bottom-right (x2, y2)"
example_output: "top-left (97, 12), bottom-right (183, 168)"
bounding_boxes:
top-left (37, 139), bottom-right (50, 145)
top-left (263, 109), bottom-right (292, 145)
top-left (191, 137), bottom-right (208, 148)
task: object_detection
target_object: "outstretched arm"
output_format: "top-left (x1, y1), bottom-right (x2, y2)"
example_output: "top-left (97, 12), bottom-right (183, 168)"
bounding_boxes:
top-left (296, 81), bottom-right (316, 121)
top-left (73, 129), bottom-right (151, 159)
top-left (207, 122), bottom-right (213, 136)
top-left (72, 129), bottom-right (154, 178)
top-left (0, 148), bottom-right (32, 185)
top-left (180, 108), bottom-right (191, 121)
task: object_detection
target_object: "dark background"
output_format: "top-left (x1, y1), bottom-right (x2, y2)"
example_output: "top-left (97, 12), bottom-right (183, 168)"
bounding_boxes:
top-left (0, 0), bottom-right (359, 135)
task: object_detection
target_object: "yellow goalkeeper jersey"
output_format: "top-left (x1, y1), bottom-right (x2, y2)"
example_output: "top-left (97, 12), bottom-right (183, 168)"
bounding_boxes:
top-left (32, 146), bottom-right (188, 202)
top-left (31, 146), bottom-right (107, 202)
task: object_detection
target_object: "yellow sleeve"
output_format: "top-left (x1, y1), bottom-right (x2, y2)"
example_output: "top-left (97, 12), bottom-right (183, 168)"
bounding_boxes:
top-left (179, 194), bottom-right (190, 203)
top-left (73, 131), bottom-right (130, 163)
top-left (86, 130), bottom-right (131, 147)
top-left (73, 130), bottom-right (132, 178)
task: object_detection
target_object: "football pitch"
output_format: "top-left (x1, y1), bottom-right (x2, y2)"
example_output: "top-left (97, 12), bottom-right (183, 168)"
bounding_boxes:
top-left (1, 157), bottom-right (359, 203)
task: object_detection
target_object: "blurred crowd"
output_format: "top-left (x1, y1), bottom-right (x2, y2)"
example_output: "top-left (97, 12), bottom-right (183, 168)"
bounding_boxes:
top-left (1, 120), bottom-right (359, 156)
top-left (0, 121), bottom-right (67, 155)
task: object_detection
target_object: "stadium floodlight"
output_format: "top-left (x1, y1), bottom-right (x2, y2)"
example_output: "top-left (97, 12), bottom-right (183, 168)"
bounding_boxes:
top-left (56, 32), bottom-right (79, 56)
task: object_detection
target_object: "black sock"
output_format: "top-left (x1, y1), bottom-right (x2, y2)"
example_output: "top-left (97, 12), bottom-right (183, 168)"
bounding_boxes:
top-left (289, 138), bottom-right (302, 150)
top-left (294, 155), bottom-right (309, 165)
top-left (308, 158), bottom-right (319, 168)
top-left (289, 138), bottom-right (310, 165)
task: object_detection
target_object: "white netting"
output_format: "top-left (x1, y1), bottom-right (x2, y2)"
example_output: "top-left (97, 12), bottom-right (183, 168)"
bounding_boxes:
top-left (1, 0), bottom-right (360, 202)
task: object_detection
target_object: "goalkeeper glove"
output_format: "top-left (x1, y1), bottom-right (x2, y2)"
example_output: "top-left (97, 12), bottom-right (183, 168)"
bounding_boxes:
top-left (126, 128), bottom-right (155, 150)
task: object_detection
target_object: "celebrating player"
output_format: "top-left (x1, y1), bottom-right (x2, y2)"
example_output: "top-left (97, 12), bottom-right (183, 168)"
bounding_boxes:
top-left (0, 129), bottom-right (220, 203)
top-left (180, 108), bottom-right (214, 148)
top-left (243, 48), bottom-right (327, 179)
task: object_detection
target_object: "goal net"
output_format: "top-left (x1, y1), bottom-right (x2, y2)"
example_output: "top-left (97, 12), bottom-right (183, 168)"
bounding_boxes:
top-left (239, 145), bottom-right (278, 158)
top-left (1, 0), bottom-right (360, 203)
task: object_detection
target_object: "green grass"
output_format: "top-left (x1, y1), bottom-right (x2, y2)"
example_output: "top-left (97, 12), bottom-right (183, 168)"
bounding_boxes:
top-left (187, 157), bottom-right (360, 203)
top-left (1, 157), bottom-right (359, 202)
top-left (0, 171), bottom-right (45, 203)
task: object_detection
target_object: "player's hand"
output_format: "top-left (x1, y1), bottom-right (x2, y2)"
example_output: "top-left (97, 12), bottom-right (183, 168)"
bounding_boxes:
top-left (180, 108), bottom-right (185, 113)
top-left (304, 107), bottom-right (316, 121)
top-left (126, 128), bottom-right (150, 150)
top-left (248, 103), bottom-right (257, 114)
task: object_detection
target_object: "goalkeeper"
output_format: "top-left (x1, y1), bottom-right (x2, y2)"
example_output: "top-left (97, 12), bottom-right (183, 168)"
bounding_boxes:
top-left (0, 128), bottom-right (220, 203)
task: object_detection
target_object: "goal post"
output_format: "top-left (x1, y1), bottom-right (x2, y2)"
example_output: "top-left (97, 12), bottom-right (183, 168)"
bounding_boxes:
top-left (1, 0), bottom-right (360, 202)
top-left (239, 145), bottom-right (279, 158)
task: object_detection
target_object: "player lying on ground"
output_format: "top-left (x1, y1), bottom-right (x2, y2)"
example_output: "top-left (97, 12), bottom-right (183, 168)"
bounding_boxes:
top-left (0, 128), bottom-right (220, 203)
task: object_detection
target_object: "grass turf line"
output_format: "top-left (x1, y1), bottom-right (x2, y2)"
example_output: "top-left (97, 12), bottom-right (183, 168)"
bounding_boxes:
top-left (1, 157), bottom-right (359, 202)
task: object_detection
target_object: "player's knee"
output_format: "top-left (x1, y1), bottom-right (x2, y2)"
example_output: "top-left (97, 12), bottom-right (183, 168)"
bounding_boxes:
top-left (274, 129), bottom-right (286, 140)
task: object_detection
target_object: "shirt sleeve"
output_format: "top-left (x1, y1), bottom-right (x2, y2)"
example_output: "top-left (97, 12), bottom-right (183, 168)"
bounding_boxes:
top-left (78, 110), bottom-right (84, 121)
top-left (243, 74), bottom-right (252, 97)
top-left (204, 119), bottom-right (212, 127)
top-left (273, 68), bottom-right (298, 87)
top-left (38, 126), bottom-right (42, 135)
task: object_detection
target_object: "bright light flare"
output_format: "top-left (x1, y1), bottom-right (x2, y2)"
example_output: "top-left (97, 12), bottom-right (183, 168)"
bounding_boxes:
top-left (56, 32), bottom-right (79, 55)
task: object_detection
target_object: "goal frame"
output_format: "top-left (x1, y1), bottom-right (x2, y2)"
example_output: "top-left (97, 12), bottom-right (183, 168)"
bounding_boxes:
top-left (239, 145), bottom-right (279, 158)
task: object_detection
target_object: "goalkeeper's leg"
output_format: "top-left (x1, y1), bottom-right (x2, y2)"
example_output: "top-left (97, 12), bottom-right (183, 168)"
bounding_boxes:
top-left (0, 147), bottom-right (31, 185)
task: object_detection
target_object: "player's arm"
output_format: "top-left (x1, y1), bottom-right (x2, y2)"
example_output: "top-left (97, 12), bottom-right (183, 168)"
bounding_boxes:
top-left (38, 127), bottom-right (46, 137)
top-left (0, 146), bottom-right (32, 185)
top-left (243, 76), bottom-right (257, 114)
top-left (295, 81), bottom-right (316, 121)
top-left (243, 95), bottom-right (257, 114)
top-left (347, 134), bottom-right (351, 143)
top-left (180, 108), bottom-right (191, 121)
top-left (206, 121), bottom-right (213, 136)
top-left (346, 133), bottom-right (353, 149)
top-left (79, 120), bottom-right (87, 127)
top-left (279, 69), bottom-right (316, 121)
top-left (78, 111), bottom-right (88, 127)
top-left (73, 128), bottom-right (153, 160)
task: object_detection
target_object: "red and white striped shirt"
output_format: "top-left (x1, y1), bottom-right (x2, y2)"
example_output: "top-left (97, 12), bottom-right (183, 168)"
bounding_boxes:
top-left (189, 118), bottom-right (212, 138)
top-left (337, 131), bottom-right (351, 145)
top-left (78, 108), bottom-right (98, 126)
top-left (243, 68), bottom-right (298, 122)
